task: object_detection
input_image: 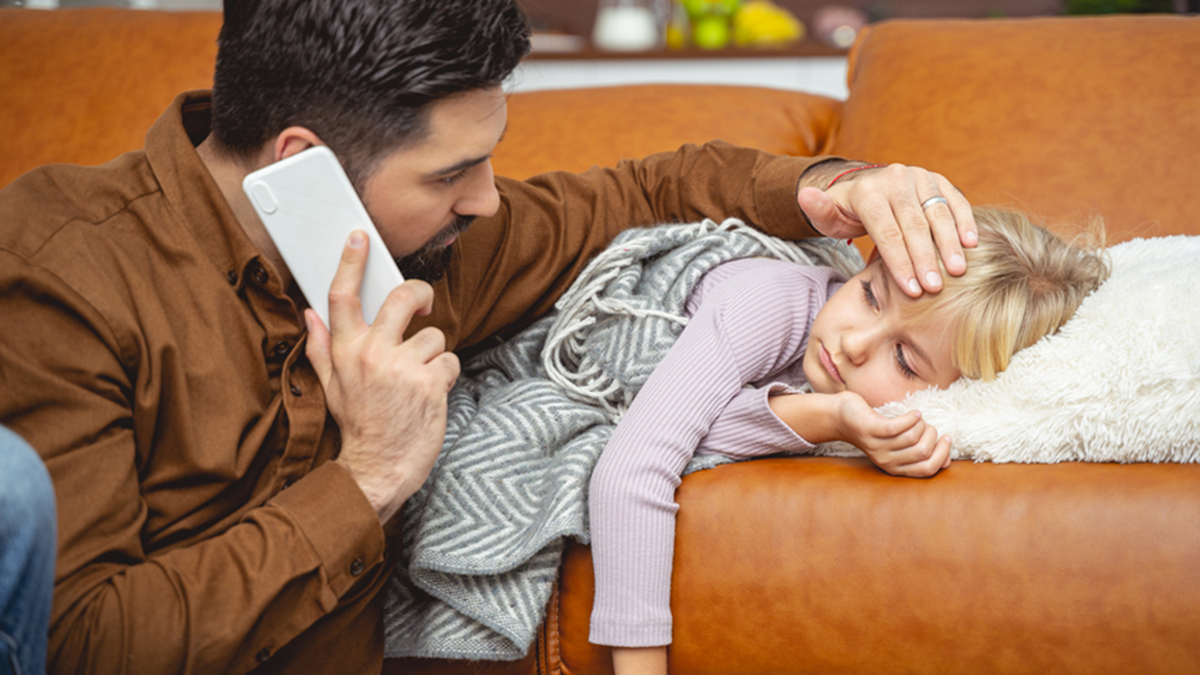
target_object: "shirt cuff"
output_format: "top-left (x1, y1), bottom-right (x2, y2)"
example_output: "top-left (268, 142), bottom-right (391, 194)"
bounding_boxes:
top-left (270, 461), bottom-right (385, 599)
top-left (756, 383), bottom-right (818, 450)
top-left (697, 384), bottom-right (816, 459)
top-left (754, 154), bottom-right (845, 239)
top-left (589, 618), bottom-right (673, 648)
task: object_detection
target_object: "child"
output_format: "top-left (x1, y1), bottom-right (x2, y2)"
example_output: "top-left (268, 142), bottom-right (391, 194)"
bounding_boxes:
top-left (586, 207), bottom-right (1110, 675)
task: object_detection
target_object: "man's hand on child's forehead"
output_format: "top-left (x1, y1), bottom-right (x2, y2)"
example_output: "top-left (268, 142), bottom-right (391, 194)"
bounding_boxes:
top-left (801, 162), bottom-right (978, 298)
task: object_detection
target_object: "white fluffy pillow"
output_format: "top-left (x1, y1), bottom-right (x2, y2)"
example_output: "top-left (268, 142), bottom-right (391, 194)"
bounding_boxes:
top-left (854, 235), bottom-right (1200, 464)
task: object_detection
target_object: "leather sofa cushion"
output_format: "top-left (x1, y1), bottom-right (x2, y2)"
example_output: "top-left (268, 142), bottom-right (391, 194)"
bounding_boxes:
top-left (553, 456), bottom-right (1200, 674)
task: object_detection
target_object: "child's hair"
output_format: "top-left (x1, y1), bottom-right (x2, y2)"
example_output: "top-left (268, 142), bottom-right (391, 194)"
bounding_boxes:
top-left (903, 207), bottom-right (1110, 381)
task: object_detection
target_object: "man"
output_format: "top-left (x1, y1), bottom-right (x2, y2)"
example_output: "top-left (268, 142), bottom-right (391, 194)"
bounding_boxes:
top-left (0, 0), bottom-right (975, 672)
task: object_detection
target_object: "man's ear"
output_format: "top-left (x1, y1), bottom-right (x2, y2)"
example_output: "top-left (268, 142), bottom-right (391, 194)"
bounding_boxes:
top-left (272, 126), bottom-right (325, 162)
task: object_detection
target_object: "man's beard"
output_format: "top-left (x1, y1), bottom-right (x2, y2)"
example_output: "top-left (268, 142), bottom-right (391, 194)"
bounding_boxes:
top-left (394, 215), bottom-right (474, 283)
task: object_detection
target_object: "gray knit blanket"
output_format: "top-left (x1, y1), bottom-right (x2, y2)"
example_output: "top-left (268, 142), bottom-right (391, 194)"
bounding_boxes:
top-left (382, 219), bottom-right (862, 661)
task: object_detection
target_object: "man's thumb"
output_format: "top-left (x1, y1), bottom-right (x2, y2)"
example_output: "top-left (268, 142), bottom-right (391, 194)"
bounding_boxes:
top-left (797, 186), bottom-right (850, 238)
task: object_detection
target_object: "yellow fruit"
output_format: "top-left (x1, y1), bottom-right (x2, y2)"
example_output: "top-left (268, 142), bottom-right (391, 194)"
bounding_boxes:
top-left (733, 0), bottom-right (804, 47)
top-left (666, 23), bottom-right (687, 49)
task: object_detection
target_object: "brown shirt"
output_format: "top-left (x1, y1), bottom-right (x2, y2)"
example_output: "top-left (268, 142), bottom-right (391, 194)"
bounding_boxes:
top-left (0, 91), bottom-right (828, 674)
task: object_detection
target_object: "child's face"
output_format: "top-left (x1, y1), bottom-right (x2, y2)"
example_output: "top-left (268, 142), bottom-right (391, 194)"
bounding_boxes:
top-left (803, 259), bottom-right (961, 407)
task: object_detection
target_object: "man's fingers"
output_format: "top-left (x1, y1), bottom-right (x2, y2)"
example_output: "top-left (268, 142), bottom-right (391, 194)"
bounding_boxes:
top-left (937, 176), bottom-right (977, 252)
top-left (370, 280), bottom-right (436, 344)
top-left (432, 351), bottom-right (462, 393)
top-left (401, 326), bottom-right (450, 363)
top-left (304, 308), bottom-right (333, 387)
top-left (916, 170), bottom-right (958, 280)
top-left (933, 175), bottom-right (976, 277)
top-left (394, 327), bottom-right (458, 392)
top-left (327, 230), bottom-right (370, 336)
top-left (890, 167), bottom-right (943, 296)
top-left (847, 167), bottom-right (922, 297)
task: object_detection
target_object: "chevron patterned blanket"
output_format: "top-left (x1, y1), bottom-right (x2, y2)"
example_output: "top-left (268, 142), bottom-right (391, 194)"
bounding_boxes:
top-left (382, 219), bottom-right (862, 660)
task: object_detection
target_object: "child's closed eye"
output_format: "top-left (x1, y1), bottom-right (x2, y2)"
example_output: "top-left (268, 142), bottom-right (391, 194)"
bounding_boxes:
top-left (895, 344), bottom-right (917, 379)
top-left (860, 279), bottom-right (878, 308)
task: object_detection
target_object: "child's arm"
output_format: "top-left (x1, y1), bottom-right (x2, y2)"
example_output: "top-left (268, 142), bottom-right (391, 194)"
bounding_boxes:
top-left (589, 260), bottom-right (843, 667)
top-left (613, 647), bottom-right (668, 675)
top-left (768, 391), bottom-right (952, 477)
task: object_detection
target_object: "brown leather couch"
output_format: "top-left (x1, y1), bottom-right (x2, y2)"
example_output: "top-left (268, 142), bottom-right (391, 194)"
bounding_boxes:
top-left (3, 8), bottom-right (1198, 675)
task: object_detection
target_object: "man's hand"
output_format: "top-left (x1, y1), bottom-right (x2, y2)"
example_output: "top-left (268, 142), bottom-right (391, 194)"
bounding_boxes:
top-left (830, 391), bottom-right (952, 478)
top-left (305, 231), bottom-right (460, 524)
top-left (798, 162), bottom-right (978, 297)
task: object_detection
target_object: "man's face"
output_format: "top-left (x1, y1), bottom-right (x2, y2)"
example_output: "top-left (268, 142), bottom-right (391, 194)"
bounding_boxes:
top-left (360, 87), bottom-right (508, 282)
top-left (803, 259), bottom-right (962, 407)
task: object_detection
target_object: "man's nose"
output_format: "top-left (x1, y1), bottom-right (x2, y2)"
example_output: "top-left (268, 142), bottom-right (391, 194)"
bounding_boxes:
top-left (455, 161), bottom-right (500, 218)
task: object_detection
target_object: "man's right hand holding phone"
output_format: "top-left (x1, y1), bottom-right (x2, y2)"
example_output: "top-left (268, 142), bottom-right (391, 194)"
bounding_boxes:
top-left (305, 230), bottom-right (460, 525)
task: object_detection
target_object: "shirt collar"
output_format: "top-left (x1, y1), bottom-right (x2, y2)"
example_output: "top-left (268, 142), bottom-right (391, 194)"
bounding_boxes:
top-left (143, 90), bottom-right (269, 293)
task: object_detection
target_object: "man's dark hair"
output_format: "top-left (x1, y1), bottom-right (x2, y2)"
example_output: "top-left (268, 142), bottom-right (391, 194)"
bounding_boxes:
top-left (211, 0), bottom-right (530, 187)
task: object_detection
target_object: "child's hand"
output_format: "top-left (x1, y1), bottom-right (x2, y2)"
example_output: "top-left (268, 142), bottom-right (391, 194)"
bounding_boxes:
top-left (831, 391), bottom-right (952, 477)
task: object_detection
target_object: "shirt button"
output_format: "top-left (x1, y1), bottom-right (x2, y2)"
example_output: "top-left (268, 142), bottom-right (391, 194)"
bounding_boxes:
top-left (282, 478), bottom-right (295, 490)
top-left (227, 270), bottom-right (238, 285)
top-left (350, 557), bottom-right (365, 576)
top-left (289, 384), bottom-right (302, 396)
top-left (273, 340), bottom-right (291, 358)
top-left (256, 647), bottom-right (271, 663)
top-left (252, 264), bottom-right (269, 285)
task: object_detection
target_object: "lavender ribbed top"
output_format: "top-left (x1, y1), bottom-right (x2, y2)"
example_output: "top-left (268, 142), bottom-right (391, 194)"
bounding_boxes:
top-left (587, 257), bottom-right (845, 647)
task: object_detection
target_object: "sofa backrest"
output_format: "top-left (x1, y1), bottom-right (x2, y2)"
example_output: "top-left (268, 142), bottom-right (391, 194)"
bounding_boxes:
top-left (0, 7), bottom-right (841, 191)
top-left (830, 15), bottom-right (1200, 243)
top-left (494, 84), bottom-right (841, 180)
top-left (0, 8), bottom-right (222, 189)
top-left (5, 6), bottom-right (1196, 249)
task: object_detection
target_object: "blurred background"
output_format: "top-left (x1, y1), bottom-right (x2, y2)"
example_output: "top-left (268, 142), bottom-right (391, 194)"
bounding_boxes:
top-left (5, 0), bottom-right (1194, 99)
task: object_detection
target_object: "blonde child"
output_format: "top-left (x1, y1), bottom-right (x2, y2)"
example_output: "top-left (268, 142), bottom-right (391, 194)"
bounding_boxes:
top-left (587, 207), bottom-right (1110, 675)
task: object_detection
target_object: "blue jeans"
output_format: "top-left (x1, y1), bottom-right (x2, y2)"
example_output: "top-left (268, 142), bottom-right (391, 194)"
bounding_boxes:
top-left (0, 426), bottom-right (55, 675)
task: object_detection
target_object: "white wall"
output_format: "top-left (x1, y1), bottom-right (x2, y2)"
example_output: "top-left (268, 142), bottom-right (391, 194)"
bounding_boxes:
top-left (511, 56), bottom-right (849, 99)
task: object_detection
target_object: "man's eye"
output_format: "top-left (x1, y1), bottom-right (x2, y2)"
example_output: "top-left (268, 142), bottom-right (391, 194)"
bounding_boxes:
top-left (860, 279), bottom-right (878, 309)
top-left (441, 169), bottom-right (468, 186)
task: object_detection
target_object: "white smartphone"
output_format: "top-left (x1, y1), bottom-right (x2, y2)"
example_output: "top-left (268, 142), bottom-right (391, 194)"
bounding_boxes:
top-left (242, 145), bottom-right (404, 326)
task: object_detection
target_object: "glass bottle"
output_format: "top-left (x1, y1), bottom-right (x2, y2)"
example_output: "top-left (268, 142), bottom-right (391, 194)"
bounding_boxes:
top-left (592, 0), bottom-right (662, 51)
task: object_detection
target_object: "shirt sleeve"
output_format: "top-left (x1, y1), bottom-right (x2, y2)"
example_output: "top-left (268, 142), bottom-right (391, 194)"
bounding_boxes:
top-left (587, 258), bottom-right (838, 647)
top-left (415, 142), bottom-right (840, 352)
top-left (0, 255), bottom-right (385, 675)
top-left (694, 383), bottom-right (816, 459)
